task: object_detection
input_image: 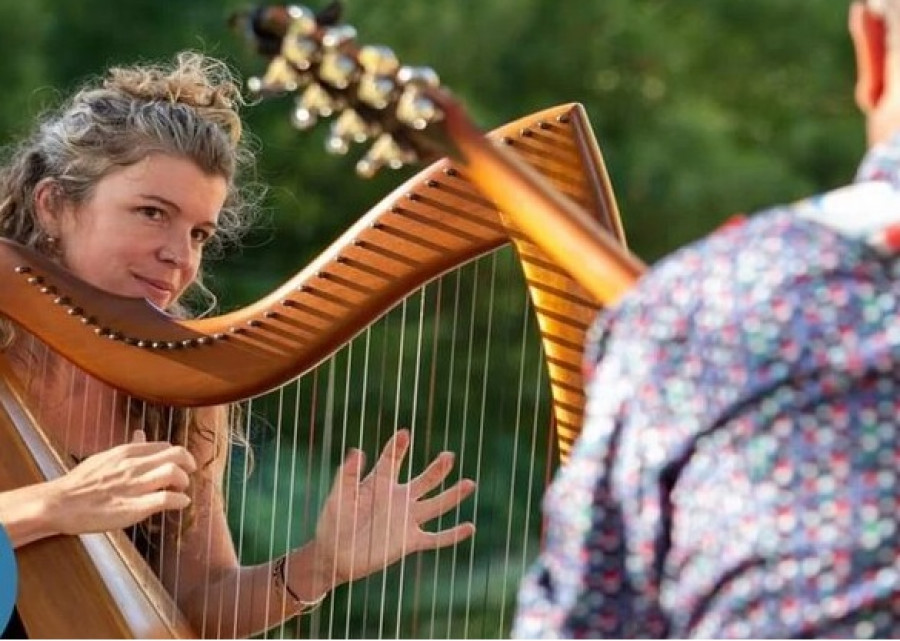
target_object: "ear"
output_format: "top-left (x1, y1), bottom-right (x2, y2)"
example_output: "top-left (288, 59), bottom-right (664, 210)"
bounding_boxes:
top-left (850, 1), bottom-right (888, 112)
top-left (33, 178), bottom-right (64, 237)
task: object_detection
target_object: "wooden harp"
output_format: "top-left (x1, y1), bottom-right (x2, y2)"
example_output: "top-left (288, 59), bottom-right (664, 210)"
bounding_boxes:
top-left (0, 5), bottom-right (645, 638)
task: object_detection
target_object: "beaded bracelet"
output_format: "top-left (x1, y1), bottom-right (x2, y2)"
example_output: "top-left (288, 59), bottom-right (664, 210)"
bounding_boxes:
top-left (272, 556), bottom-right (327, 612)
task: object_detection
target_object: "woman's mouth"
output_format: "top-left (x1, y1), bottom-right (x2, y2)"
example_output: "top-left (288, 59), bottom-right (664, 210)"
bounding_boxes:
top-left (133, 275), bottom-right (175, 307)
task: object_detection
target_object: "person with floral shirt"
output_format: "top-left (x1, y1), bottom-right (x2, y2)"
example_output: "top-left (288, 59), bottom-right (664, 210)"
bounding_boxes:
top-left (514, 1), bottom-right (900, 637)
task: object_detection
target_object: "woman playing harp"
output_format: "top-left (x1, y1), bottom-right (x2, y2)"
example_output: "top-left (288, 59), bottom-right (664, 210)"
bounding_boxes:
top-left (0, 51), bottom-right (475, 638)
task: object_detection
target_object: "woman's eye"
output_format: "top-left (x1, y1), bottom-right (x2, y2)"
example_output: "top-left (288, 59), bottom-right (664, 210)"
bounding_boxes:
top-left (138, 206), bottom-right (165, 221)
top-left (192, 228), bottom-right (213, 244)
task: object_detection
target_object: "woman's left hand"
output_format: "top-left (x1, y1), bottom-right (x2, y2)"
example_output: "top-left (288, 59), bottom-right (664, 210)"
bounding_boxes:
top-left (312, 429), bottom-right (476, 587)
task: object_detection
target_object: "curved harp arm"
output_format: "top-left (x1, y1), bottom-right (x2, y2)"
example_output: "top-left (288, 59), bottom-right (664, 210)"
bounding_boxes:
top-left (0, 105), bottom-right (593, 410)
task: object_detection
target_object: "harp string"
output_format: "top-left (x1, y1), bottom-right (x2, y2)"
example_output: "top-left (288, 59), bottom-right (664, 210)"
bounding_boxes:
top-left (418, 277), bottom-right (444, 639)
top-left (432, 268), bottom-right (463, 639)
top-left (329, 339), bottom-right (355, 640)
top-left (262, 245), bottom-right (544, 639)
top-left (347, 326), bottom-right (373, 638)
top-left (498, 289), bottom-right (536, 630)
top-left (262, 385), bottom-right (283, 633)
top-left (465, 252), bottom-right (494, 635)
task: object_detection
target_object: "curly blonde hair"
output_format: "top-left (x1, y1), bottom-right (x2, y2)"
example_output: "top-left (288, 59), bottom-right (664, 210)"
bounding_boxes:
top-left (0, 51), bottom-right (259, 263)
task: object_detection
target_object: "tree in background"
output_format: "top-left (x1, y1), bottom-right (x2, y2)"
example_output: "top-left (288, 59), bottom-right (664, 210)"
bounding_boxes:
top-left (0, 0), bottom-right (861, 302)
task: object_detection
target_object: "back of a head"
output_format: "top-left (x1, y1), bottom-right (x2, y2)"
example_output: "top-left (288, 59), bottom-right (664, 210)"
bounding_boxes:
top-left (870, 0), bottom-right (900, 40)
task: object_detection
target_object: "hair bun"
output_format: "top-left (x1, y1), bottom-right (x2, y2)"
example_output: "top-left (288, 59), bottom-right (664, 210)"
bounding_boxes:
top-left (103, 51), bottom-right (245, 145)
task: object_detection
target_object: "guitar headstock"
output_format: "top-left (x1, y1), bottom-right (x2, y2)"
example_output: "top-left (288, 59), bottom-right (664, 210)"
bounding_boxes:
top-left (234, 3), bottom-right (453, 177)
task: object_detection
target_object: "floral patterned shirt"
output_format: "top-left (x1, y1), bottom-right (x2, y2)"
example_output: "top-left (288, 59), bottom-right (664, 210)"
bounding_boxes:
top-left (512, 136), bottom-right (900, 638)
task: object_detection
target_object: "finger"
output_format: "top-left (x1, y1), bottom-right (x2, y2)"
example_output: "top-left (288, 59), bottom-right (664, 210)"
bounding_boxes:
top-left (336, 448), bottom-right (366, 486)
top-left (136, 444), bottom-right (198, 474)
top-left (131, 429), bottom-right (147, 444)
top-left (113, 440), bottom-right (182, 462)
top-left (407, 451), bottom-right (456, 498)
top-left (414, 479), bottom-right (476, 523)
top-left (135, 489), bottom-right (192, 516)
top-left (138, 461), bottom-right (192, 493)
top-left (415, 523), bottom-right (476, 551)
top-left (372, 429), bottom-right (410, 477)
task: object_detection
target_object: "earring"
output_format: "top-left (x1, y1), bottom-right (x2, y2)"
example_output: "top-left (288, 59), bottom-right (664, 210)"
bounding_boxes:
top-left (41, 234), bottom-right (62, 259)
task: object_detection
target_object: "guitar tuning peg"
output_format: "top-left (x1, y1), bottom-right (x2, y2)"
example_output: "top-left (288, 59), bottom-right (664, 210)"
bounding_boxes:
top-left (279, 6), bottom-right (320, 71)
top-left (282, 33), bottom-right (319, 71)
top-left (396, 65), bottom-right (440, 89)
top-left (325, 131), bottom-right (350, 155)
top-left (357, 75), bottom-right (396, 110)
top-left (285, 5), bottom-right (317, 35)
top-left (358, 45), bottom-right (399, 75)
top-left (394, 66), bottom-right (443, 129)
top-left (356, 45), bottom-right (400, 109)
top-left (318, 50), bottom-right (359, 90)
top-left (355, 133), bottom-right (416, 178)
top-left (337, 109), bottom-right (373, 142)
top-left (248, 57), bottom-right (302, 95)
top-left (395, 87), bottom-right (440, 131)
top-left (292, 84), bottom-right (336, 130)
top-left (325, 109), bottom-right (372, 155)
top-left (321, 24), bottom-right (357, 50)
top-left (292, 105), bottom-right (317, 130)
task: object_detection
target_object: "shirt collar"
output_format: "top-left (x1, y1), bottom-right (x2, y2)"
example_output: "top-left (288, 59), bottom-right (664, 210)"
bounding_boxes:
top-left (855, 131), bottom-right (900, 186)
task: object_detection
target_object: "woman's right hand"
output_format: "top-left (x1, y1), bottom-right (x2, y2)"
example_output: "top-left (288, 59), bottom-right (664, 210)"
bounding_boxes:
top-left (46, 430), bottom-right (197, 536)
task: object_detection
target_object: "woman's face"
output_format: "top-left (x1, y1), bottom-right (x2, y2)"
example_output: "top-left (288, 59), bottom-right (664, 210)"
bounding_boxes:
top-left (47, 154), bottom-right (227, 310)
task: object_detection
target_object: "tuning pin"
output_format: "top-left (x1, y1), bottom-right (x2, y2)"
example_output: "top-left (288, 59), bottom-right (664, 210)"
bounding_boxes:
top-left (326, 109), bottom-right (372, 155)
top-left (394, 66), bottom-right (442, 130)
top-left (358, 45), bottom-right (400, 75)
top-left (396, 65), bottom-right (440, 89)
top-left (321, 24), bottom-right (357, 49)
top-left (357, 75), bottom-right (396, 110)
top-left (355, 133), bottom-right (416, 178)
top-left (283, 34), bottom-right (319, 71)
top-left (292, 105), bottom-right (317, 130)
top-left (292, 83), bottom-right (335, 129)
top-left (337, 109), bottom-right (372, 142)
top-left (303, 83), bottom-right (336, 114)
top-left (395, 87), bottom-right (439, 131)
top-left (318, 50), bottom-right (359, 90)
top-left (248, 57), bottom-right (301, 94)
top-left (325, 131), bottom-right (350, 155)
top-left (278, 6), bottom-right (320, 71)
top-left (285, 5), bottom-right (317, 34)
top-left (356, 45), bottom-right (400, 109)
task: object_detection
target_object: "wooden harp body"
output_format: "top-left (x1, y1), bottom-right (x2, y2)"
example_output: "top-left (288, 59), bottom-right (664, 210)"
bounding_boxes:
top-left (0, 102), bottom-right (625, 638)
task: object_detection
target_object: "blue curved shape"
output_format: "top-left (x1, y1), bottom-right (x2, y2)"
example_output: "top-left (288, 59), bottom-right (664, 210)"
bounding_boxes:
top-left (0, 525), bottom-right (16, 633)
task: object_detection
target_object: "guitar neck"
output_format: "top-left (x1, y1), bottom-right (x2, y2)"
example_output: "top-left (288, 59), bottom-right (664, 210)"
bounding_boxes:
top-left (430, 89), bottom-right (646, 306)
top-left (239, 3), bottom-right (647, 306)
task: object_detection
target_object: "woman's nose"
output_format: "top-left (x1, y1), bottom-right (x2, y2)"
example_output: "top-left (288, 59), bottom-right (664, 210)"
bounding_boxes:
top-left (157, 234), bottom-right (192, 267)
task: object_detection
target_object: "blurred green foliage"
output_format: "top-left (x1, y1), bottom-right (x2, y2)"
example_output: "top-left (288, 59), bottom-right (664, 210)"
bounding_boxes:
top-left (0, 0), bottom-right (863, 302)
